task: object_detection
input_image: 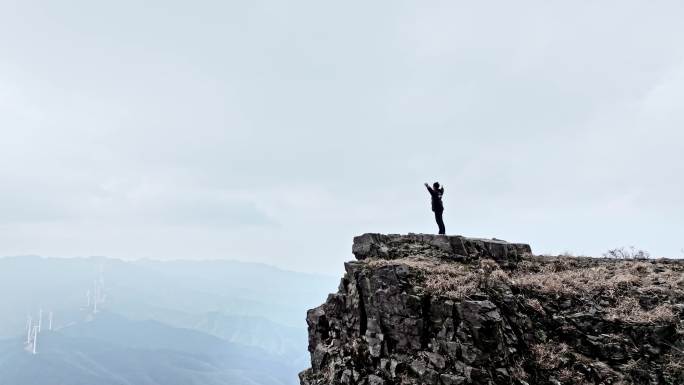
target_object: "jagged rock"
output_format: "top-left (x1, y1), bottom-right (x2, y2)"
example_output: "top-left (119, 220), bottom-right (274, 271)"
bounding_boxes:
top-left (367, 374), bottom-right (385, 385)
top-left (440, 373), bottom-right (466, 385)
top-left (300, 234), bottom-right (684, 385)
top-left (352, 233), bottom-right (531, 267)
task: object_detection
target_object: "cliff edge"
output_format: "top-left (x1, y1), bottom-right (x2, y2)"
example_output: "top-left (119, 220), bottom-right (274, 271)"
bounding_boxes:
top-left (300, 234), bottom-right (684, 385)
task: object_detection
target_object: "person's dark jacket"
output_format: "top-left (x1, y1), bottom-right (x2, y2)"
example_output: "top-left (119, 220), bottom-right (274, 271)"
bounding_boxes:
top-left (426, 185), bottom-right (444, 212)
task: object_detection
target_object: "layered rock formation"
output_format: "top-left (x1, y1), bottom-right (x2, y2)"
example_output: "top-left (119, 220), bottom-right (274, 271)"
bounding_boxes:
top-left (300, 234), bottom-right (684, 385)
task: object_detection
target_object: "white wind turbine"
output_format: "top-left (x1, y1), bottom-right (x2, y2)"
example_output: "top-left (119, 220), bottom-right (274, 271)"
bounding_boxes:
top-left (32, 326), bottom-right (38, 354)
top-left (93, 280), bottom-right (99, 313)
top-left (26, 316), bottom-right (33, 344)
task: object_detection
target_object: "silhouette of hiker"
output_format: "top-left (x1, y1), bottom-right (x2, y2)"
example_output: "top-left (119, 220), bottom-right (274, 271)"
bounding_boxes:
top-left (424, 182), bottom-right (445, 235)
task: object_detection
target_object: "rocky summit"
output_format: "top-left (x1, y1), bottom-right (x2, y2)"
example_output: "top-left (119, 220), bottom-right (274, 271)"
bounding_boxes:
top-left (299, 234), bottom-right (684, 385)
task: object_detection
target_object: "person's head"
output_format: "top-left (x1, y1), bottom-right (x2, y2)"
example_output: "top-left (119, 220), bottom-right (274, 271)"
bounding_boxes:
top-left (433, 182), bottom-right (440, 189)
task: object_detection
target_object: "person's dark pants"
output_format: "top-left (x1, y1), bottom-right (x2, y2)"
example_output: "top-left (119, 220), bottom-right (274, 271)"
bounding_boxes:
top-left (434, 209), bottom-right (445, 235)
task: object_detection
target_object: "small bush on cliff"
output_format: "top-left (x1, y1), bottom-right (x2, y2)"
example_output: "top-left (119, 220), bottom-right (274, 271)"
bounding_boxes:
top-left (603, 246), bottom-right (651, 259)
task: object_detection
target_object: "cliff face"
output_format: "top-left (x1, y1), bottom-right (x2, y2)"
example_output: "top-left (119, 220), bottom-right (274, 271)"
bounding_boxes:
top-left (299, 234), bottom-right (684, 385)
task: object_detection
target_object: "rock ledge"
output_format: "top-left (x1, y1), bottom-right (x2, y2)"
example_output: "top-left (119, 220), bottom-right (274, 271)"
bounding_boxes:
top-left (352, 233), bottom-right (531, 267)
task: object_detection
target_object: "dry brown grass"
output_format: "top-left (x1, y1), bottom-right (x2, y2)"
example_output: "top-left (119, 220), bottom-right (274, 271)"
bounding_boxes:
top-left (426, 259), bottom-right (512, 299)
top-left (664, 352), bottom-right (684, 381)
top-left (368, 257), bottom-right (512, 299)
top-left (513, 263), bottom-right (641, 297)
top-left (367, 256), bottom-right (469, 278)
top-left (368, 256), bottom-right (476, 297)
top-left (605, 297), bottom-right (676, 323)
top-left (369, 254), bottom-right (683, 323)
top-left (509, 361), bottom-right (528, 380)
top-left (513, 257), bottom-right (683, 324)
top-left (525, 298), bottom-right (545, 314)
top-left (427, 272), bottom-right (480, 299)
top-left (557, 367), bottom-right (590, 385)
top-left (530, 342), bottom-right (570, 370)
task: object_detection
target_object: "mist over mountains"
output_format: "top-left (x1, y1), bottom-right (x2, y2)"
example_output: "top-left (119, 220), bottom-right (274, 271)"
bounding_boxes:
top-left (0, 256), bottom-right (338, 385)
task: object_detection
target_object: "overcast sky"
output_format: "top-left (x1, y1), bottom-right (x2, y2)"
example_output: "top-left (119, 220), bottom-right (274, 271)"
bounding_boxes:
top-left (1, 1), bottom-right (683, 273)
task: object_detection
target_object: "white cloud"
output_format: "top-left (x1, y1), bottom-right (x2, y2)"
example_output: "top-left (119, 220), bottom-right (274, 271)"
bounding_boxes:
top-left (0, 1), bottom-right (683, 273)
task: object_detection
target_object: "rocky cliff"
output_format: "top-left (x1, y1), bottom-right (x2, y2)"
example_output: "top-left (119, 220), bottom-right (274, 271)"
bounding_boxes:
top-left (299, 234), bottom-right (684, 385)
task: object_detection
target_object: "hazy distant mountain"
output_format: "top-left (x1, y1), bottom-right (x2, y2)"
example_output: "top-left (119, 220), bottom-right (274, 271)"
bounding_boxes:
top-left (0, 312), bottom-right (298, 385)
top-left (0, 256), bottom-right (339, 385)
top-left (107, 258), bottom-right (336, 327)
top-left (0, 255), bottom-right (336, 335)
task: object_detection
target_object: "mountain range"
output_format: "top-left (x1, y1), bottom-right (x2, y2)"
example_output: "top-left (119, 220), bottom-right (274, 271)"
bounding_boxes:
top-left (0, 256), bottom-right (338, 385)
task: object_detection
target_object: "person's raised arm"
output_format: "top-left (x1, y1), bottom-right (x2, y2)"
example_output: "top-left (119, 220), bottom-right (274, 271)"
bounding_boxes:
top-left (424, 182), bottom-right (433, 193)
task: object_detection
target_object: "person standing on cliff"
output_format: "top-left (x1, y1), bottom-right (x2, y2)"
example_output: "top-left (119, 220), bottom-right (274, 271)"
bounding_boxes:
top-left (424, 182), bottom-right (445, 235)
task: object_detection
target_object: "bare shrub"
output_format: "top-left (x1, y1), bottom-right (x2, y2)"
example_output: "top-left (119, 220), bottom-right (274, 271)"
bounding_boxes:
top-left (603, 246), bottom-right (650, 260)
